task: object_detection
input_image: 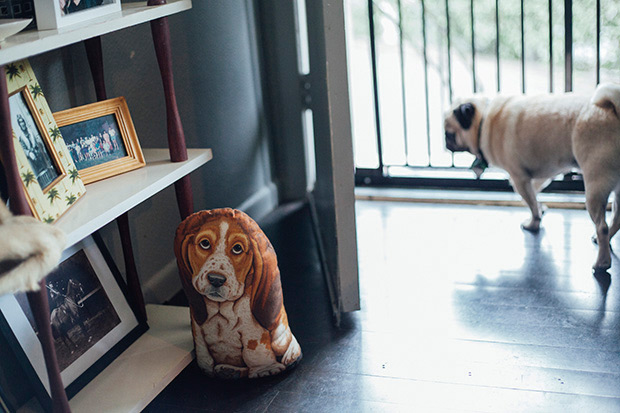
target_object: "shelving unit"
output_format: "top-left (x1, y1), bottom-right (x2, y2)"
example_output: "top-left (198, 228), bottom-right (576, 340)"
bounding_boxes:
top-left (0, 1), bottom-right (199, 411)
top-left (57, 148), bottom-right (212, 249)
top-left (0, 1), bottom-right (191, 66)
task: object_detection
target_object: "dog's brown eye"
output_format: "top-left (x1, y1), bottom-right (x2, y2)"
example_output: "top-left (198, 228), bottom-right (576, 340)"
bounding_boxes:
top-left (231, 243), bottom-right (243, 255)
top-left (199, 239), bottom-right (211, 250)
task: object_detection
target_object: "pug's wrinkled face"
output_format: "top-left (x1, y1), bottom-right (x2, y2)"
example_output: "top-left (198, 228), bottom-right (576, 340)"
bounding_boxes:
top-left (444, 98), bottom-right (486, 155)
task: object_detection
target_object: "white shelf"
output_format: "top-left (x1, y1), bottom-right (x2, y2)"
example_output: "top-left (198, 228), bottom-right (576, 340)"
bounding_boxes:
top-left (0, 0), bottom-right (192, 66)
top-left (55, 148), bottom-right (212, 249)
top-left (70, 304), bottom-right (194, 413)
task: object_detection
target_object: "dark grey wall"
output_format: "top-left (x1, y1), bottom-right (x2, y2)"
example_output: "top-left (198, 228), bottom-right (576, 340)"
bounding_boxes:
top-left (29, 0), bottom-right (277, 302)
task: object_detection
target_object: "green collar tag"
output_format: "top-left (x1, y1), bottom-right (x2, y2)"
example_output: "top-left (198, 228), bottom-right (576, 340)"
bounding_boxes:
top-left (470, 156), bottom-right (488, 179)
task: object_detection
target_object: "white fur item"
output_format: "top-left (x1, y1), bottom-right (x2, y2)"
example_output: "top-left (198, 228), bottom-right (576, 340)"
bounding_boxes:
top-left (0, 202), bottom-right (66, 295)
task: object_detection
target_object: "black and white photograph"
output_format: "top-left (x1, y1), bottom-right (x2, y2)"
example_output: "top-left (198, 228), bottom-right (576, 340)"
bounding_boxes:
top-left (0, 236), bottom-right (146, 403)
top-left (9, 90), bottom-right (60, 191)
top-left (15, 249), bottom-right (121, 371)
top-left (59, 114), bottom-right (127, 171)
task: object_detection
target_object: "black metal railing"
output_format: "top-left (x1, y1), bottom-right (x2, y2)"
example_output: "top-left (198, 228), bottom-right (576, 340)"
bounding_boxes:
top-left (351, 0), bottom-right (613, 191)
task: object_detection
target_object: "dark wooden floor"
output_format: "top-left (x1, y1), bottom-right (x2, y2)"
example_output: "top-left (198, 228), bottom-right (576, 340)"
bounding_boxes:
top-left (145, 200), bottom-right (620, 412)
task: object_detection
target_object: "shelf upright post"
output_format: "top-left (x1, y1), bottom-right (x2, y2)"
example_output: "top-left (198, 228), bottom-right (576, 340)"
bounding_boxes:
top-left (84, 37), bottom-right (148, 323)
top-left (0, 67), bottom-right (71, 412)
top-left (148, 0), bottom-right (194, 220)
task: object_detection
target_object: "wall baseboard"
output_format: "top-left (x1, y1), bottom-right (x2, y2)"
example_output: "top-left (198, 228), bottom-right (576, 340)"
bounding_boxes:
top-left (142, 182), bottom-right (279, 304)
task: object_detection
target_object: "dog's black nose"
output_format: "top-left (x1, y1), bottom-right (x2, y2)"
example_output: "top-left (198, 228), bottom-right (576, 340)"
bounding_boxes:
top-left (208, 273), bottom-right (226, 287)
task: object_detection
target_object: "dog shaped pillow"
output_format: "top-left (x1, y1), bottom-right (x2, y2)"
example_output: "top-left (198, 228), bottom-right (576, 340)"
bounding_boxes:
top-left (174, 208), bottom-right (302, 378)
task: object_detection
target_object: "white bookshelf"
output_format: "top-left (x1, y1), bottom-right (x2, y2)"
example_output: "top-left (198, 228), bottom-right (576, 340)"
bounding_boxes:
top-left (1, 2), bottom-right (202, 411)
top-left (0, 0), bottom-right (192, 65)
top-left (56, 148), bottom-right (212, 249)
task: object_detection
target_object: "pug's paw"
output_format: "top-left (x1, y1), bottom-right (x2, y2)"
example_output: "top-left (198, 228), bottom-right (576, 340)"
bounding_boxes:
top-left (521, 217), bottom-right (541, 233)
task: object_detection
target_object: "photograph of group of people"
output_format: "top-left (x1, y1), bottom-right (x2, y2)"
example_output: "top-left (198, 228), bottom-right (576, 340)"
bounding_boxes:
top-left (60, 114), bottom-right (127, 171)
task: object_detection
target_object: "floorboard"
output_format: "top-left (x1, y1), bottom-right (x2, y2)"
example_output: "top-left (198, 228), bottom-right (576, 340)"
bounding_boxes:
top-left (145, 200), bottom-right (620, 412)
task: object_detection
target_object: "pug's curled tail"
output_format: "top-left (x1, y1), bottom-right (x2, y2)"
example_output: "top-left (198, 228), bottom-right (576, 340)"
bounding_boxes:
top-left (591, 83), bottom-right (620, 118)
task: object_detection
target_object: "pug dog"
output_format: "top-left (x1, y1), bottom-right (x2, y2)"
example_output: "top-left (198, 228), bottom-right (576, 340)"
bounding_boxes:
top-left (444, 83), bottom-right (620, 272)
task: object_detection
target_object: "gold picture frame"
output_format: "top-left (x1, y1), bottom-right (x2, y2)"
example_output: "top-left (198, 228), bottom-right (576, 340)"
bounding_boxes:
top-left (5, 60), bottom-right (86, 223)
top-left (53, 97), bottom-right (145, 185)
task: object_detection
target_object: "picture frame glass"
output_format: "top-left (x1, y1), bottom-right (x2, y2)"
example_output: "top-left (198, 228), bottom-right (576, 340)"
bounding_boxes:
top-left (9, 90), bottom-right (61, 191)
top-left (60, 113), bottom-right (128, 171)
top-left (60, 0), bottom-right (113, 16)
top-left (0, 236), bottom-right (145, 403)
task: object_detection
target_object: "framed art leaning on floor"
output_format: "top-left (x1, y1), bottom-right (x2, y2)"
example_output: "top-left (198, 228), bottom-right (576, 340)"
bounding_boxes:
top-left (0, 235), bottom-right (147, 410)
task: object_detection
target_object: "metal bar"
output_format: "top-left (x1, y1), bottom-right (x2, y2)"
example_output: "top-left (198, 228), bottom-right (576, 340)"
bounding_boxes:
top-left (354, 171), bottom-right (584, 192)
top-left (421, 0), bottom-right (431, 165)
top-left (521, 0), bottom-right (526, 93)
top-left (445, 0), bottom-right (453, 103)
top-left (495, 0), bottom-right (500, 92)
top-left (397, 0), bottom-right (409, 166)
top-left (445, 0), bottom-right (455, 167)
top-left (367, 0), bottom-right (384, 171)
top-left (470, 0), bottom-right (476, 92)
top-left (549, 0), bottom-right (553, 92)
top-left (565, 0), bottom-right (573, 92)
top-left (596, 0), bottom-right (600, 85)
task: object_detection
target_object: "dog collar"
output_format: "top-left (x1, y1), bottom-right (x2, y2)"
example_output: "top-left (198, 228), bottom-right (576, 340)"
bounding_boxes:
top-left (470, 117), bottom-right (488, 178)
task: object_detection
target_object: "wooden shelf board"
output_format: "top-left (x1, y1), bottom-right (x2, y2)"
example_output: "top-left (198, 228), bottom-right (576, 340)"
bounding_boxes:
top-left (0, 0), bottom-right (192, 66)
top-left (56, 148), bottom-right (212, 249)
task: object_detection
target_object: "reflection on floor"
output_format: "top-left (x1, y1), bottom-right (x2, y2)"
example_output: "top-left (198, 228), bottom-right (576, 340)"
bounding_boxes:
top-left (145, 200), bottom-right (620, 412)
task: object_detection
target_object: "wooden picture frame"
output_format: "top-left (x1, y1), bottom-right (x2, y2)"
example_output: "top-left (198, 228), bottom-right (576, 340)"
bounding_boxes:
top-left (54, 97), bottom-right (145, 185)
top-left (4, 60), bottom-right (86, 223)
top-left (33, 0), bottom-right (121, 30)
top-left (0, 235), bottom-right (148, 411)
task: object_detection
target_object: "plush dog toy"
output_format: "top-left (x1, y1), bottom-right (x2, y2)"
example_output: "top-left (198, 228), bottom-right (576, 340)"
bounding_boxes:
top-left (174, 208), bottom-right (302, 378)
top-left (0, 202), bottom-right (66, 295)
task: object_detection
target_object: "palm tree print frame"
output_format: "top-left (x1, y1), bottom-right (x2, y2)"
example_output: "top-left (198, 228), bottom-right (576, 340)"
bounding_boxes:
top-left (5, 60), bottom-right (85, 223)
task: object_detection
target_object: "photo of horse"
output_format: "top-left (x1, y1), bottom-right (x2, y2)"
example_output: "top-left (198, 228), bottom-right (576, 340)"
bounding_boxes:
top-left (16, 249), bottom-right (121, 371)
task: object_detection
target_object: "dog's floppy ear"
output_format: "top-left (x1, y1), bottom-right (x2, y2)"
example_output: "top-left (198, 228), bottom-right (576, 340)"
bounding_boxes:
top-left (454, 103), bottom-right (475, 130)
top-left (174, 211), bottom-right (214, 325)
top-left (234, 210), bottom-right (283, 331)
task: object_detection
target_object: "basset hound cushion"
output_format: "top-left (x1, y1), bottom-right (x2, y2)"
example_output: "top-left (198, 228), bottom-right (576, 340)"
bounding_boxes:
top-left (174, 208), bottom-right (302, 378)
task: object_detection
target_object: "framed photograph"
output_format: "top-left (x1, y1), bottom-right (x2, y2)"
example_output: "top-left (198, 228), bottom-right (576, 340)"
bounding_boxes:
top-left (0, 235), bottom-right (147, 410)
top-left (33, 0), bottom-right (121, 30)
top-left (54, 97), bottom-right (145, 184)
top-left (4, 60), bottom-right (86, 223)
